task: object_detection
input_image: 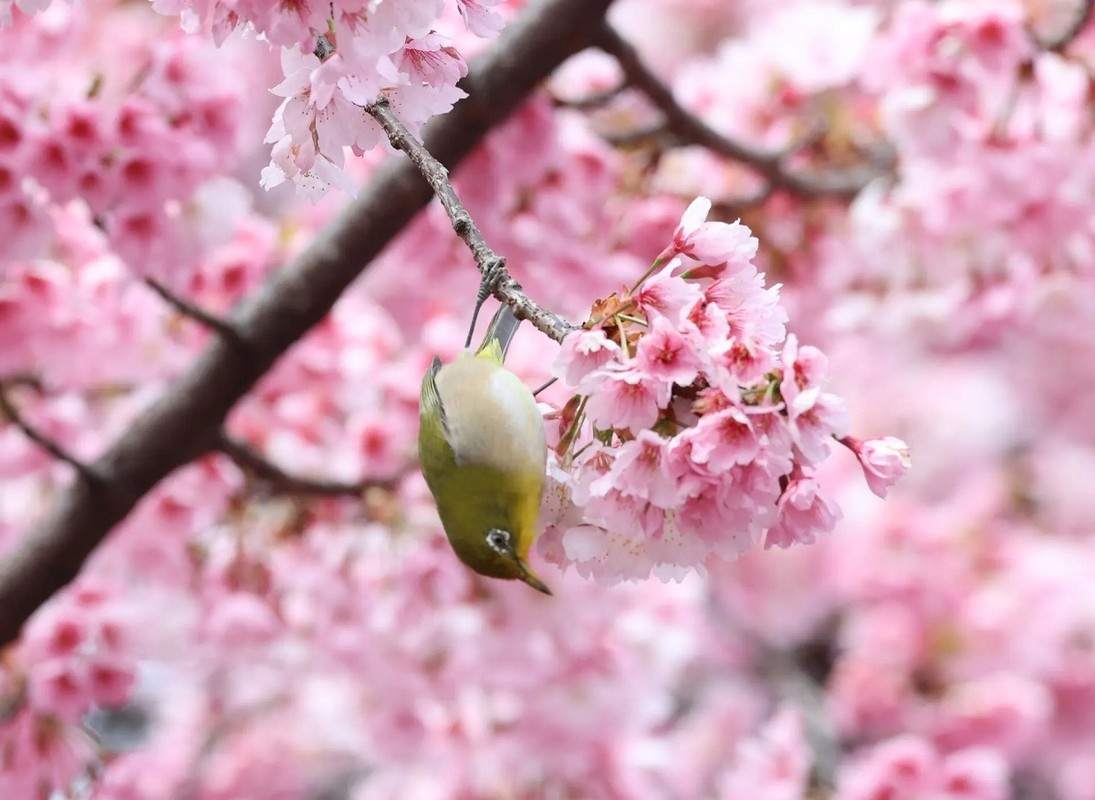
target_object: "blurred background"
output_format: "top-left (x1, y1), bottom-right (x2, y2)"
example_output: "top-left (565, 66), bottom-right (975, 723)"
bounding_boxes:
top-left (2, 0), bottom-right (1095, 797)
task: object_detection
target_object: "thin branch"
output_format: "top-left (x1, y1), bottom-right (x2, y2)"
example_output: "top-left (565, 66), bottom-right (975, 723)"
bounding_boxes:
top-left (550, 81), bottom-right (626, 109)
top-left (596, 24), bottom-right (782, 164)
top-left (0, 382), bottom-right (99, 483)
top-left (145, 278), bottom-right (248, 346)
top-left (1036, 0), bottom-right (1094, 51)
top-left (215, 433), bottom-right (399, 496)
top-left (602, 120), bottom-right (671, 147)
top-left (174, 685), bottom-right (287, 800)
top-left (709, 184), bottom-right (776, 218)
top-left (366, 99), bottom-right (577, 344)
top-left (0, 372), bottom-right (45, 392)
top-left (532, 376), bottom-right (558, 397)
top-left (705, 585), bottom-right (843, 791)
top-left (595, 23), bottom-right (888, 200)
top-left (763, 644), bottom-right (841, 791)
top-left (0, 673), bottom-right (26, 723)
top-left (313, 34), bottom-right (335, 61)
top-left (0, 0), bottom-right (617, 649)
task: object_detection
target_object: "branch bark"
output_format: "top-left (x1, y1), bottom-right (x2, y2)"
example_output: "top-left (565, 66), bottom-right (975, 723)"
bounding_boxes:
top-left (366, 99), bottom-right (576, 343)
top-left (1037, 0), bottom-right (1093, 50)
top-left (0, 0), bottom-right (616, 648)
top-left (215, 434), bottom-right (401, 497)
top-left (144, 278), bottom-right (247, 345)
top-left (0, 381), bottom-right (98, 483)
top-left (596, 24), bottom-right (889, 200)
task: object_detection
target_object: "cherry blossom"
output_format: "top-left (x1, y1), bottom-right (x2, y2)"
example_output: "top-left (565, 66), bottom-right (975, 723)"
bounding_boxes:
top-left (2, 0), bottom-right (1094, 797)
top-left (539, 197), bottom-right (896, 583)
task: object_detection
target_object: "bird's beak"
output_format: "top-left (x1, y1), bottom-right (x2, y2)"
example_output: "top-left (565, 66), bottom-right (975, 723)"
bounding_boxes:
top-left (518, 561), bottom-right (553, 596)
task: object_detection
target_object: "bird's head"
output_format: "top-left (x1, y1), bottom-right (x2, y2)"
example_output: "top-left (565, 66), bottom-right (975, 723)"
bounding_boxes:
top-left (473, 527), bottom-right (552, 595)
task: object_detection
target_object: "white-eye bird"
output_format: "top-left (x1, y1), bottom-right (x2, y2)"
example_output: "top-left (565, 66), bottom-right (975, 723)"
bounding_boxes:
top-left (418, 303), bottom-right (552, 594)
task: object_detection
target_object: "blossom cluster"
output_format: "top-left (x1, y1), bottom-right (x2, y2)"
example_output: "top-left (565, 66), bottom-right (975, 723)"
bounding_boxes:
top-left (3, 0), bottom-right (1095, 798)
top-left (834, 0), bottom-right (1095, 343)
top-left (0, 0), bottom-right (255, 285)
top-left (540, 197), bottom-right (910, 583)
top-left (153, 0), bottom-right (504, 197)
top-left (0, 0), bottom-right (504, 200)
top-left (0, 583), bottom-right (136, 797)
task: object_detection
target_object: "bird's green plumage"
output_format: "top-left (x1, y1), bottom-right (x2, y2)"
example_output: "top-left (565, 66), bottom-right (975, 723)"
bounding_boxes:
top-left (418, 304), bottom-right (550, 594)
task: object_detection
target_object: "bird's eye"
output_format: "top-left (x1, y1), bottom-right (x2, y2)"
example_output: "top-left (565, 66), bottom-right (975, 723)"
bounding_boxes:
top-left (486, 529), bottom-right (511, 553)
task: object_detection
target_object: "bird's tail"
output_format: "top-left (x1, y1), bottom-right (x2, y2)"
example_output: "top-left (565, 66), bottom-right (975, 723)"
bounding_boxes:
top-left (475, 303), bottom-right (522, 364)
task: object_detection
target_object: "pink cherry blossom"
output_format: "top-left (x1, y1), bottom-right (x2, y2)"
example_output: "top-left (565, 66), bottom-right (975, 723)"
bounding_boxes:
top-left (635, 314), bottom-right (705, 387)
top-left (682, 406), bottom-right (761, 472)
top-left (590, 429), bottom-right (678, 507)
top-left (543, 196), bottom-right (891, 583)
top-left (718, 707), bottom-right (811, 799)
top-left (457, 0), bottom-right (505, 38)
top-left (635, 261), bottom-right (704, 321)
top-left (836, 736), bottom-right (1009, 800)
top-left (765, 472), bottom-right (843, 549)
top-left (585, 367), bottom-right (670, 431)
top-left (842, 435), bottom-right (913, 498)
top-left (551, 328), bottom-right (624, 388)
top-left (7, 1), bottom-right (1093, 797)
top-left (664, 196), bottom-right (760, 270)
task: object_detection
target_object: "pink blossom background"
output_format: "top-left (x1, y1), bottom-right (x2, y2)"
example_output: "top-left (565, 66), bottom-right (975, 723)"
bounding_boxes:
top-left (2, 0), bottom-right (1094, 798)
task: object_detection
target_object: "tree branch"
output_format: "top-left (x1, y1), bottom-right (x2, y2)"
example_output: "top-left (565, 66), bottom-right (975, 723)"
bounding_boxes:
top-left (1036, 0), bottom-right (1093, 51)
top-left (602, 120), bottom-right (669, 148)
top-left (0, 0), bottom-right (617, 648)
top-left (709, 185), bottom-right (776, 218)
top-left (763, 644), bottom-right (841, 791)
top-left (144, 278), bottom-right (247, 345)
top-left (595, 24), bottom-right (888, 200)
top-left (550, 82), bottom-right (626, 109)
top-left (0, 381), bottom-right (99, 483)
top-left (366, 99), bottom-right (576, 343)
top-left (215, 433), bottom-right (400, 497)
top-left (704, 585), bottom-right (842, 791)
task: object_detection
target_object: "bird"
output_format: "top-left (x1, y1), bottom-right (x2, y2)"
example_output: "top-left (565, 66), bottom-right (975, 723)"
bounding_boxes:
top-left (418, 300), bottom-right (552, 595)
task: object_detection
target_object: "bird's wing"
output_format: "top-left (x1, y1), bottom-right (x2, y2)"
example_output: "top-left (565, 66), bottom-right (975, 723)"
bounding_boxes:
top-left (420, 356), bottom-right (451, 440)
top-left (436, 357), bottom-right (546, 475)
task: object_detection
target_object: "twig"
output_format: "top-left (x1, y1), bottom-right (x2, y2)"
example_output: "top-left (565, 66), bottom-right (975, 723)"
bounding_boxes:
top-left (763, 645), bottom-right (841, 791)
top-left (215, 433), bottom-right (399, 496)
top-left (602, 120), bottom-right (671, 147)
top-left (0, 0), bottom-right (617, 649)
top-left (705, 585), bottom-right (843, 791)
top-left (173, 684), bottom-right (287, 800)
top-left (366, 99), bottom-right (577, 344)
top-left (145, 278), bottom-right (248, 346)
top-left (1036, 0), bottom-right (1093, 51)
top-left (550, 82), bottom-right (626, 109)
top-left (532, 376), bottom-right (558, 397)
top-left (595, 24), bottom-right (888, 200)
top-left (0, 372), bottom-right (44, 391)
top-left (313, 33), bottom-right (335, 61)
top-left (0, 382), bottom-right (99, 483)
top-left (596, 23), bottom-right (782, 165)
top-left (709, 184), bottom-right (776, 218)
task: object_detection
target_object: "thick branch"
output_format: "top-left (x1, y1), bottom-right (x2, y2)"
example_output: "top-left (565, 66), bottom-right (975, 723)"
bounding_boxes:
top-left (1037, 0), bottom-right (1093, 50)
top-left (596, 24), bottom-right (886, 200)
top-left (216, 434), bottom-right (399, 496)
top-left (0, 0), bottom-right (616, 648)
top-left (366, 100), bottom-right (576, 343)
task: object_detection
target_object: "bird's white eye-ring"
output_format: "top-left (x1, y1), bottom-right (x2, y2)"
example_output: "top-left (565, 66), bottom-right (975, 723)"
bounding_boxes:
top-left (486, 529), bottom-right (511, 554)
